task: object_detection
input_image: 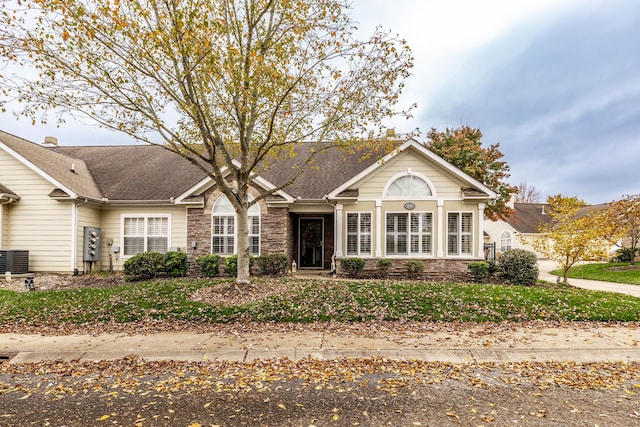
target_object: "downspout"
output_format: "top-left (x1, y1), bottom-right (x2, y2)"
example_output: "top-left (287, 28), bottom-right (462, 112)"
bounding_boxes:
top-left (72, 199), bottom-right (89, 274)
top-left (0, 197), bottom-right (18, 248)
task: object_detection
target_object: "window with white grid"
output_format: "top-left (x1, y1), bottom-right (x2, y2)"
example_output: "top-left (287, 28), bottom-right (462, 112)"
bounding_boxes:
top-left (346, 212), bottom-right (372, 256)
top-left (123, 216), bottom-right (169, 256)
top-left (447, 212), bottom-right (473, 256)
top-left (386, 212), bottom-right (432, 256)
top-left (500, 230), bottom-right (512, 252)
top-left (212, 194), bottom-right (260, 255)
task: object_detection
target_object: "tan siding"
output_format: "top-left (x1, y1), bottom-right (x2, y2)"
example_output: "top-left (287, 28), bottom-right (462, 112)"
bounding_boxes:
top-left (0, 149), bottom-right (73, 272)
top-left (76, 205), bottom-right (102, 272)
top-left (357, 151), bottom-right (465, 199)
top-left (101, 206), bottom-right (188, 271)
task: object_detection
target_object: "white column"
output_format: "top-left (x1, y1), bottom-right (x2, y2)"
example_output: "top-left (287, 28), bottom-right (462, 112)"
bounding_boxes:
top-left (477, 203), bottom-right (485, 258)
top-left (375, 199), bottom-right (383, 257)
top-left (335, 204), bottom-right (344, 257)
top-left (437, 199), bottom-right (444, 257)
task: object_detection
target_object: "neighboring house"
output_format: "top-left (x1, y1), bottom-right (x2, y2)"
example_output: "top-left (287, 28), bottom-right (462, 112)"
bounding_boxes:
top-left (484, 203), bottom-right (551, 258)
top-left (484, 202), bottom-right (615, 259)
top-left (0, 130), bottom-right (497, 280)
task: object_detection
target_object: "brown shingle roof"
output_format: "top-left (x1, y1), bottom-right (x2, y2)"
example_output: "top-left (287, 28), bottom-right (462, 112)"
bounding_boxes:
top-left (0, 130), bottom-right (102, 199)
top-left (507, 202), bottom-right (612, 234)
top-left (506, 203), bottom-right (553, 233)
top-left (462, 188), bottom-right (490, 199)
top-left (56, 145), bottom-right (205, 201)
top-left (2, 131), bottom-right (493, 203)
top-left (259, 142), bottom-right (382, 199)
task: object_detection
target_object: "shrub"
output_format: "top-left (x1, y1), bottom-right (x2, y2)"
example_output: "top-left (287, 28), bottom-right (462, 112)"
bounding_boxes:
top-left (614, 248), bottom-right (639, 263)
top-left (340, 257), bottom-right (366, 278)
top-left (123, 252), bottom-right (165, 281)
top-left (165, 251), bottom-right (188, 278)
top-left (497, 249), bottom-right (539, 285)
top-left (223, 254), bottom-right (254, 277)
top-left (487, 259), bottom-right (498, 276)
top-left (256, 253), bottom-right (289, 276)
top-left (467, 261), bottom-right (489, 283)
top-left (376, 258), bottom-right (393, 279)
top-left (406, 260), bottom-right (424, 280)
top-left (196, 254), bottom-right (221, 278)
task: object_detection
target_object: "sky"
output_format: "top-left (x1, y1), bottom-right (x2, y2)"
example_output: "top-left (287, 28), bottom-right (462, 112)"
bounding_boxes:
top-left (2, 0), bottom-right (639, 204)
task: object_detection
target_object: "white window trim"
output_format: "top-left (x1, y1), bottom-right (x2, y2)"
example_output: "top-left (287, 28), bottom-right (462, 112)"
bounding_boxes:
top-left (382, 170), bottom-right (437, 199)
top-left (211, 194), bottom-right (261, 256)
top-left (120, 214), bottom-right (171, 258)
top-left (501, 230), bottom-right (512, 252)
top-left (346, 211), bottom-right (373, 257)
top-left (384, 211), bottom-right (434, 257)
top-left (248, 214), bottom-right (262, 256)
top-left (446, 211), bottom-right (474, 257)
top-left (211, 215), bottom-right (236, 255)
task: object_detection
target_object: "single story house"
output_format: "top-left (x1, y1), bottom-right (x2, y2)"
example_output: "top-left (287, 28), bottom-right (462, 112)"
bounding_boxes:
top-left (0, 129), bottom-right (497, 280)
top-left (484, 201), bottom-right (616, 260)
top-left (483, 202), bottom-right (552, 258)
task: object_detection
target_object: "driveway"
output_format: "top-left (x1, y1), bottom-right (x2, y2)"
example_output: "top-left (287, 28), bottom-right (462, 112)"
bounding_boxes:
top-left (538, 259), bottom-right (640, 298)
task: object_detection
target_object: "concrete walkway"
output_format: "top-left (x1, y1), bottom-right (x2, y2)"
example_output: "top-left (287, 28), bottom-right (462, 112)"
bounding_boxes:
top-left (1, 263), bottom-right (639, 365)
top-left (538, 260), bottom-right (640, 298)
top-left (2, 323), bottom-right (639, 365)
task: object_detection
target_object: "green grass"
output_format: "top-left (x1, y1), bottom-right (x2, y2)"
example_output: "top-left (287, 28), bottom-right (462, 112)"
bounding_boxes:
top-left (550, 262), bottom-right (640, 285)
top-left (1, 277), bottom-right (639, 328)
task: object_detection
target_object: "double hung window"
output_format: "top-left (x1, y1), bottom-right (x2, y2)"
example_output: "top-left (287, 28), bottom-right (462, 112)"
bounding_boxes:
top-left (123, 216), bottom-right (169, 256)
top-left (447, 212), bottom-right (473, 255)
top-left (500, 231), bottom-right (512, 252)
top-left (346, 212), bottom-right (372, 256)
top-left (212, 194), bottom-right (260, 255)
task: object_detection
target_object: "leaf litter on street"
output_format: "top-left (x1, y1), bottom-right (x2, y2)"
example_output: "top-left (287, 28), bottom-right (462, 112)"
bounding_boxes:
top-left (1, 356), bottom-right (639, 425)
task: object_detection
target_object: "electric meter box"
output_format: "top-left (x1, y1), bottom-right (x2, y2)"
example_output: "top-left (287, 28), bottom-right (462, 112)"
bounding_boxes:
top-left (83, 227), bottom-right (101, 262)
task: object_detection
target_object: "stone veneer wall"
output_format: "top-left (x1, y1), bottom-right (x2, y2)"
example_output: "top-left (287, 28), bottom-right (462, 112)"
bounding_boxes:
top-left (186, 186), bottom-right (292, 273)
top-left (336, 258), bottom-right (475, 282)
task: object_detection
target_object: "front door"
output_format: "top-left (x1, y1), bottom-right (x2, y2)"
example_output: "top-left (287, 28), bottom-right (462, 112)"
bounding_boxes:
top-left (299, 218), bottom-right (324, 268)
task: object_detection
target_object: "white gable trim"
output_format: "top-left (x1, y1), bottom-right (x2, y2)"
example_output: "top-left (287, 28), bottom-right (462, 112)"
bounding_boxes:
top-left (0, 140), bottom-right (79, 199)
top-left (175, 162), bottom-right (295, 204)
top-left (327, 139), bottom-right (497, 199)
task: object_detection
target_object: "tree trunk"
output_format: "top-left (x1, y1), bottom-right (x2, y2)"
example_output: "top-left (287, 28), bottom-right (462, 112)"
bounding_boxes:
top-left (235, 202), bottom-right (251, 286)
top-left (563, 268), bottom-right (569, 285)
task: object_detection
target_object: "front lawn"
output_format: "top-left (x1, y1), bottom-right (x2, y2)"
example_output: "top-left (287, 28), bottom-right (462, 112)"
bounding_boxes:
top-left (1, 277), bottom-right (639, 330)
top-left (550, 262), bottom-right (640, 285)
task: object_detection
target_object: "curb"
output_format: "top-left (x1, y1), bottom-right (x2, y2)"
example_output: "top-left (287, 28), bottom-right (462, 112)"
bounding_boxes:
top-left (6, 348), bottom-right (640, 364)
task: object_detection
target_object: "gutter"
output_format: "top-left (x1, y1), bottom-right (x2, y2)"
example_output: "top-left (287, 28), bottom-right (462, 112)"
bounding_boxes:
top-left (0, 195), bottom-right (20, 204)
top-left (100, 199), bottom-right (181, 205)
top-left (71, 199), bottom-right (89, 272)
top-left (0, 197), bottom-right (18, 248)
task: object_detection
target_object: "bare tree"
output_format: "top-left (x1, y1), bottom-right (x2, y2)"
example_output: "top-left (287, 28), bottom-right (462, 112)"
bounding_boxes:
top-left (514, 182), bottom-right (541, 203)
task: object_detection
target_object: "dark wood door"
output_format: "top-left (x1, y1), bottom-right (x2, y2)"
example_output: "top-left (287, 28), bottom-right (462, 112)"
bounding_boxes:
top-left (299, 218), bottom-right (323, 268)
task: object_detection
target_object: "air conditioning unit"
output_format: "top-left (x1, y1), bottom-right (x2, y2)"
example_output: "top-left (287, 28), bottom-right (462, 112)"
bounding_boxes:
top-left (0, 250), bottom-right (30, 274)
